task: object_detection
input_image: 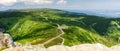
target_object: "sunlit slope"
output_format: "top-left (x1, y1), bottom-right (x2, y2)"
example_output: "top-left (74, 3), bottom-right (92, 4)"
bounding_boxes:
top-left (0, 8), bottom-right (120, 47)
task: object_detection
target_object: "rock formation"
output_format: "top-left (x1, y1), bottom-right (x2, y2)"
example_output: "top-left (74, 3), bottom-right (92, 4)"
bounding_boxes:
top-left (2, 43), bottom-right (120, 51)
top-left (0, 32), bottom-right (15, 48)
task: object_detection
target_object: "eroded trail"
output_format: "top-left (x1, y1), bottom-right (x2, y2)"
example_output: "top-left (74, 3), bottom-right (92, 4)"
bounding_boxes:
top-left (42, 17), bottom-right (67, 46)
top-left (43, 24), bottom-right (65, 45)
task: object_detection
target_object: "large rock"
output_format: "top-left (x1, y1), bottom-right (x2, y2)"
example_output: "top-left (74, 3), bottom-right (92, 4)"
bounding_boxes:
top-left (47, 45), bottom-right (70, 51)
top-left (3, 46), bottom-right (24, 51)
top-left (110, 44), bottom-right (120, 51)
top-left (2, 43), bottom-right (120, 51)
top-left (0, 32), bottom-right (15, 48)
top-left (70, 43), bottom-right (110, 51)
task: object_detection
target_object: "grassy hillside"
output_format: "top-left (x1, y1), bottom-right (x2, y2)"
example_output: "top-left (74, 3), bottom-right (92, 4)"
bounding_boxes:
top-left (0, 8), bottom-right (119, 47)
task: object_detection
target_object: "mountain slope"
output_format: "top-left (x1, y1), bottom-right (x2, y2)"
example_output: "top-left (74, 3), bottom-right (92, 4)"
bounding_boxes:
top-left (0, 8), bottom-right (119, 47)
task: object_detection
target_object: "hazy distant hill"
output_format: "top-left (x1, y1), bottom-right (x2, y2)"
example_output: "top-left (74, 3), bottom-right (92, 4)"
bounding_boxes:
top-left (67, 9), bottom-right (120, 18)
top-left (0, 8), bottom-right (120, 47)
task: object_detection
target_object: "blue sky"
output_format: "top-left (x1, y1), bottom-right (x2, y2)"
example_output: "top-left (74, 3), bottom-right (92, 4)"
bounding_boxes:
top-left (0, 0), bottom-right (120, 11)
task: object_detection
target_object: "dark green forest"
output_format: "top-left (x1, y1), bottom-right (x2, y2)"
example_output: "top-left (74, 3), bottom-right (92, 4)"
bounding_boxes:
top-left (0, 8), bottom-right (120, 47)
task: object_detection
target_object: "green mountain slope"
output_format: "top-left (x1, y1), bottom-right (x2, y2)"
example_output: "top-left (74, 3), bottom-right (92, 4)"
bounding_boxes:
top-left (0, 8), bottom-right (119, 47)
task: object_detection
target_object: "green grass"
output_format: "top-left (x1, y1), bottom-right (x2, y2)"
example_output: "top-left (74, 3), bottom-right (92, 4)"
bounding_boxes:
top-left (0, 8), bottom-right (120, 47)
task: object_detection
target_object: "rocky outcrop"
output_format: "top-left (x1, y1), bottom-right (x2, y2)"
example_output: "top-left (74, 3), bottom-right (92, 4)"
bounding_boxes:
top-left (110, 44), bottom-right (120, 51)
top-left (0, 32), bottom-right (15, 48)
top-left (3, 43), bottom-right (120, 51)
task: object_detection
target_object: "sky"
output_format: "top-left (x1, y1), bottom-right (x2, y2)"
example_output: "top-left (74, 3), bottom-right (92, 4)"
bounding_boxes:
top-left (0, 0), bottom-right (120, 11)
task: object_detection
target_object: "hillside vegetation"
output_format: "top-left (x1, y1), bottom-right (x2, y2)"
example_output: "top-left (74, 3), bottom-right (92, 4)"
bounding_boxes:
top-left (0, 8), bottom-right (120, 47)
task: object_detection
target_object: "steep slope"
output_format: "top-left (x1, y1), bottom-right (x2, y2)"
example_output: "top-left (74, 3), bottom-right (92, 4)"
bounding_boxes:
top-left (0, 8), bottom-right (119, 47)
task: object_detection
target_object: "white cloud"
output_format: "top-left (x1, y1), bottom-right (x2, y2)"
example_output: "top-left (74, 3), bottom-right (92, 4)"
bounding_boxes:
top-left (0, 0), bottom-right (67, 6)
top-left (20, 0), bottom-right (53, 5)
top-left (57, 0), bottom-right (67, 5)
top-left (0, 0), bottom-right (17, 6)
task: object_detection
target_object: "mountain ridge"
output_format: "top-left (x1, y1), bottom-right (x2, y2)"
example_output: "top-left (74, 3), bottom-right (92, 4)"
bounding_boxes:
top-left (0, 8), bottom-right (120, 47)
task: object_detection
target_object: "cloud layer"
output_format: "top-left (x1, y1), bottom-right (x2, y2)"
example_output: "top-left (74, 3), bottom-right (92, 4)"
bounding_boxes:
top-left (0, 0), bottom-right (17, 6)
top-left (0, 0), bottom-right (67, 6)
top-left (21, 0), bottom-right (53, 5)
top-left (57, 0), bottom-right (67, 5)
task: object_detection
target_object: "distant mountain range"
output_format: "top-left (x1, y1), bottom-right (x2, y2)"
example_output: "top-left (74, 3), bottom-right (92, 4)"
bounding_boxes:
top-left (2, 9), bottom-right (120, 18)
top-left (66, 9), bottom-right (120, 18)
